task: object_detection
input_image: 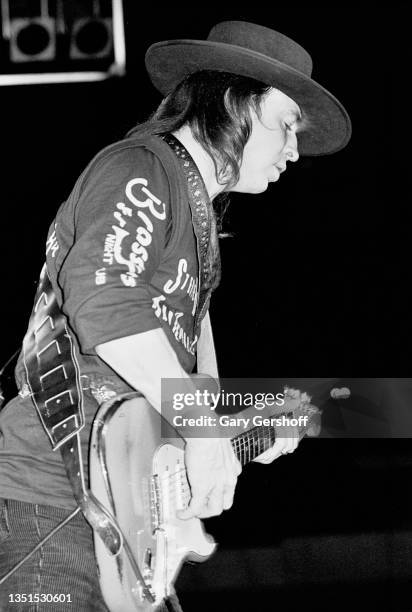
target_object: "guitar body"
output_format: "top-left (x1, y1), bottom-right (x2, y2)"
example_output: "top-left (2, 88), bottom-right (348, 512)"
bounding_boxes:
top-left (90, 387), bottom-right (320, 610)
top-left (89, 392), bottom-right (216, 612)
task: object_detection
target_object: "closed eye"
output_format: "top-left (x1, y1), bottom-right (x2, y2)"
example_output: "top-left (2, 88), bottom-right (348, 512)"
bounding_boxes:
top-left (287, 108), bottom-right (309, 134)
top-left (284, 121), bottom-right (298, 133)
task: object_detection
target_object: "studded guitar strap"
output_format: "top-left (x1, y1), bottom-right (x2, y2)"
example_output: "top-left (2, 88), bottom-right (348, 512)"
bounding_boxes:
top-left (22, 263), bottom-right (123, 557)
top-left (163, 133), bottom-right (221, 326)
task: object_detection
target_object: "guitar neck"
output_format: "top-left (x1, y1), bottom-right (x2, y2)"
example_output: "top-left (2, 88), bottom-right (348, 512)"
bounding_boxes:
top-left (230, 407), bottom-right (317, 466)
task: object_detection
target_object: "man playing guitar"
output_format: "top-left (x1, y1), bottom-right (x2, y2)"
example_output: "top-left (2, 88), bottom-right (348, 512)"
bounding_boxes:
top-left (0, 20), bottom-right (351, 611)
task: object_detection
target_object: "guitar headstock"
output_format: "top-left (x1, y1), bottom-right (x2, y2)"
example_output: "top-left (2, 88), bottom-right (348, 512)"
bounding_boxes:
top-left (283, 386), bottom-right (322, 438)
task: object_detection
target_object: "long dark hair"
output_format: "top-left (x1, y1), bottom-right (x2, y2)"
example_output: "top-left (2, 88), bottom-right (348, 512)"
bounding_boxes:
top-left (127, 70), bottom-right (271, 233)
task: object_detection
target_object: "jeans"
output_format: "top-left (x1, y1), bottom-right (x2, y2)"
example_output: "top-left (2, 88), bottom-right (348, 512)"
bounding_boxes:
top-left (0, 498), bottom-right (109, 611)
top-left (0, 499), bottom-right (183, 612)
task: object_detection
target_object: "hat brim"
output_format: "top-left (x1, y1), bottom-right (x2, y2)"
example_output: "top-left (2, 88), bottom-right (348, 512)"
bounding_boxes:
top-left (145, 40), bottom-right (352, 156)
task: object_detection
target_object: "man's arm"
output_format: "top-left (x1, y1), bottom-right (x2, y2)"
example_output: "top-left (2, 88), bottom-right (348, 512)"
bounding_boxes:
top-left (96, 328), bottom-right (241, 519)
top-left (96, 328), bottom-right (191, 413)
top-left (197, 311), bottom-right (219, 380)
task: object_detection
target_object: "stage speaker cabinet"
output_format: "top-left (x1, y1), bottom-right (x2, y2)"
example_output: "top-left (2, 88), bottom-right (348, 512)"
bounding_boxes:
top-left (69, 17), bottom-right (113, 60)
top-left (9, 17), bottom-right (56, 63)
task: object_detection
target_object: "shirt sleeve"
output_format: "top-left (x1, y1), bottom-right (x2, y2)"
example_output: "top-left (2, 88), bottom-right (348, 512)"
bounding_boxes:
top-left (53, 145), bottom-right (171, 354)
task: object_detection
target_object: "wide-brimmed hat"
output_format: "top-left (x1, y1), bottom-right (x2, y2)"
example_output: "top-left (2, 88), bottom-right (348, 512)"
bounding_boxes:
top-left (145, 21), bottom-right (352, 156)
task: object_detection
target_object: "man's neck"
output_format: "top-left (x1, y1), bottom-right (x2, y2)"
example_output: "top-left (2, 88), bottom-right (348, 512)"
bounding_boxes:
top-left (171, 126), bottom-right (225, 201)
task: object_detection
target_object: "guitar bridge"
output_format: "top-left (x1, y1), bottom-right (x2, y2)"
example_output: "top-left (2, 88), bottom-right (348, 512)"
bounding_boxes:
top-left (150, 474), bottom-right (162, 533)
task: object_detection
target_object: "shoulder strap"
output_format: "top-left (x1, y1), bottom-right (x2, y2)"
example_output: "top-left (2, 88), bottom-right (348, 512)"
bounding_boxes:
top-left (162, 134), bottom-right (221, 327)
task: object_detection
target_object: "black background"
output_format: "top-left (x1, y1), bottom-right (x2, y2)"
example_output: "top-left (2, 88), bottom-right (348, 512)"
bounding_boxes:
top-left (1, 3), bottom-right (412, 611)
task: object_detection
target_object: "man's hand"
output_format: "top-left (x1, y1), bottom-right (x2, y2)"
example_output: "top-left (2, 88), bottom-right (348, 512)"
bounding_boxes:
top-left (178, 438), bottom-right (242, 520)
top-left (253, 427), bottom-right (299, 464)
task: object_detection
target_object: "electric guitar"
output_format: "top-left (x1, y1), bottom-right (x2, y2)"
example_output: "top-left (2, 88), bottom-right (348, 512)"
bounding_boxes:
top-left (89, 389), bottom-right (321, 611)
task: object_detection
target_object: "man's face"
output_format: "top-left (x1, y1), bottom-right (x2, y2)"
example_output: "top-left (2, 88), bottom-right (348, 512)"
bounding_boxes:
top-left (231, 88), bottom-right (303, 194)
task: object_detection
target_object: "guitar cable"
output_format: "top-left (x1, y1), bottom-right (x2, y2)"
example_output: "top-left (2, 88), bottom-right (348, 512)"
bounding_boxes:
top-left (0, 507), bottom-right (81, 585)
top-left (0, 347), bottom-right (20, 407)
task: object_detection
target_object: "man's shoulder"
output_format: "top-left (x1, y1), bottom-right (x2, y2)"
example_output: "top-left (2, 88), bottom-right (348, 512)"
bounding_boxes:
top-left (73, 135), bottom-right (187, 219)
top-left (87, 134), bottom-right (180, 177)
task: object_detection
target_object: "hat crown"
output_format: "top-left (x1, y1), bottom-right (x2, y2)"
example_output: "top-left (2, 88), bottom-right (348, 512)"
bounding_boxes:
top-left (208, 21), bottom-right (313, 77)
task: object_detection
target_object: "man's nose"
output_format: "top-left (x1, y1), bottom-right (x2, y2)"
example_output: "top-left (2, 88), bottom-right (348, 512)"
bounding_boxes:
top-left (284, 131), bottom-right (299, 163)
top-left (286, 147), bottom-right (299, 162)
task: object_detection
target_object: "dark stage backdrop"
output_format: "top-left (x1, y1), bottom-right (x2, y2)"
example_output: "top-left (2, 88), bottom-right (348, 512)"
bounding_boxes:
top-left (1, 3), bottom-right (409, 375)
top-left (1, 4), bottom-right (411, 611)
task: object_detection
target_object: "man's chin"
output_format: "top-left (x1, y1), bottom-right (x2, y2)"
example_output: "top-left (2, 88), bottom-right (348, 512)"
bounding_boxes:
top-left (231, 179), bottom-right (270, 194)
top-left (255, 180), bottom-right (271, 193)
top-left (249, 178), bottom-right (271, 193)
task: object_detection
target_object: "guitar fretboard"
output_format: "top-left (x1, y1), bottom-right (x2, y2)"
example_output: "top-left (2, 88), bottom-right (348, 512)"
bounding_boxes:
top-left (231, 425), bottom-right (276, 466)
top-left (230, 405), bottom-right (318, 466)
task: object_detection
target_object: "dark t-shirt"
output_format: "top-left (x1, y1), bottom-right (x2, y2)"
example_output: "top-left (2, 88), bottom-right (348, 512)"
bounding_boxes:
top-left (0, 135), bottom-right (206, 509)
